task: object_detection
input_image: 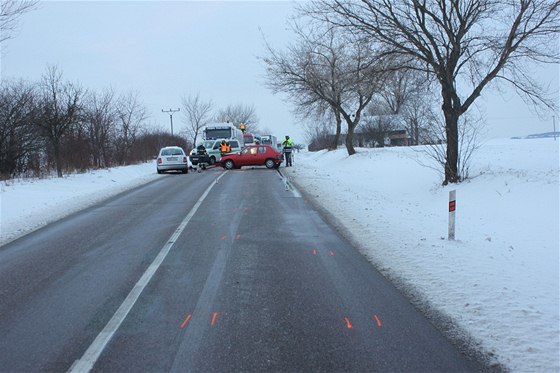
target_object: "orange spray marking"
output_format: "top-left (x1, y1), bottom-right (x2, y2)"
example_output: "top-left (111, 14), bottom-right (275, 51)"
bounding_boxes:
top-left (374, 315), bottom-right (382, 327)
top-left (211, 312), bottom-right (218, 326)
top-left (329, 250), bottom-right (334, 256)
top-left (180, 314), bottom-right (192, 329)
top-left (236, 234), bottom-right (241, 240)
top-left (312, 249), bottom-right (317, 255)
top-left (220, 235), bottom-right (227, 240)
top-left (344, 317), bottom-right (353, 329)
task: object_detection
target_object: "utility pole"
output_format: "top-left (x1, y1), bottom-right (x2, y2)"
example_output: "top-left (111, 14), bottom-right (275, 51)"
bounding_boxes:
top-left (162, 108), bottom-right (180, 136)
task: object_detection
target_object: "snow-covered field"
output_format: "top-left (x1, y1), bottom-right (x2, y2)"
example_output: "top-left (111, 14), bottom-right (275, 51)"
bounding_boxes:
top-left (0, 137), bottom-right (558, 372)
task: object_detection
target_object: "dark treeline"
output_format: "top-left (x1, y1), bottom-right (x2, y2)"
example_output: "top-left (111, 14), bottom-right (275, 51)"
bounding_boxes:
top-left (0, 67), bottom-right (188, 180)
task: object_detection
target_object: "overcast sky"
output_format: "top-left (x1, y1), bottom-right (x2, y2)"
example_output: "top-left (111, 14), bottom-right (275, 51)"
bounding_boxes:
top-left (1, 1), bottom-right (558, 143)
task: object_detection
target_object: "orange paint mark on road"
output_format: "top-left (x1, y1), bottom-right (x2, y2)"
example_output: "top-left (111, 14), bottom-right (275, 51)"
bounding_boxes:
top-left (236, 234), bottom-right (241, 240)
top-left (374, 315), bottom-right (382, 327)
top-left (312, 249), bottom-right (317, 255)
top-left (329, 250), bottom-right (334, 256)
top-left (211, 312), bottom-right (218, 326)
top-left (180, 314), bottom-right (191, 329)
top-left (220, 235), bottom-right (227, 240)
top-left (344, 317), bottom-right (353, 329)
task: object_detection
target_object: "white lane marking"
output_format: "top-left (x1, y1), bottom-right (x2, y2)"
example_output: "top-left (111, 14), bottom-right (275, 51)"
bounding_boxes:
top-left (282, 174), bottom-right (301, 198)
top-left (69, 172), bottom-right (227, 373)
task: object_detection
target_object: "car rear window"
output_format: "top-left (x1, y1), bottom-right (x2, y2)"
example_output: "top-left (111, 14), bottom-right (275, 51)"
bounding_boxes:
top-left (161, 148), bottom-right (183, 156)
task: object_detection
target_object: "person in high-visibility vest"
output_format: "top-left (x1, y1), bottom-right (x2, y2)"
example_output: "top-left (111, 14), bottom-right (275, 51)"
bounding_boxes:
top-left (282, 135), bottom-right (294, 167)
top-left (219, 140), bottom-right (229, 154)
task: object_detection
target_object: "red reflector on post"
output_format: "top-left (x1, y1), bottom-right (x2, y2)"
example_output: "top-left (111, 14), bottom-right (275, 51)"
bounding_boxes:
top-left (448, 190), bottom-right (456, 240)
top-left (449, 200), bottom-right (456, 212)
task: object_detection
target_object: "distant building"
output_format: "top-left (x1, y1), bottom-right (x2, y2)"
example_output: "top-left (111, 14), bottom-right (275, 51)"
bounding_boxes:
top-left (358, 114), bottom-right (411, 147)
top-left (307, 114), bottom-right (414, 152)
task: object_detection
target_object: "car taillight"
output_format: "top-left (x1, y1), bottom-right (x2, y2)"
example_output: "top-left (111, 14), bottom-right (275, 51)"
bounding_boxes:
top-left (157, 157), bottom-right (162, 164)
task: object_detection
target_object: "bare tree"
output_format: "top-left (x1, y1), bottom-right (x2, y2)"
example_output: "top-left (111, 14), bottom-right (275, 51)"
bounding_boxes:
top-left (181, 93), bottom-right (213, 147)
top-left (215, 103), bottom-right (259, 133)
top-left (131, 127), bottom-right (189, 163)
top-left (264, 25), bottom-right (345, 150)
top-left (305, 118), bottom-right (338, 151)
top-left (0, 79), bottom-right (39, 178)
top-left (417, 111), bottom-right (484, 181)
top-left (35, 66), bottom-right (85, 177)
top-left (263, 23), bottom-right (387, 155)
top-left (0, 0), bottom-right (38, 43)
top-left (361, 114), bottom-right (398, 147)
top-left (375, 67), bottom-right (437, 145)
top-left (83, 88), bottom-right (116, 168)
top-left (306, 0), bottom-right (559, 183)
top-left (378, 67), bottom-right (428, 115)
top-left (402, 89), bottom-right (439, 146)
top-left (115, 91), bottom-right (147, 165)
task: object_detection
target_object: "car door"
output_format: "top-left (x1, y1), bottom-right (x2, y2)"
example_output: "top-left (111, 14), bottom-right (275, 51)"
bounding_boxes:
top-left (208, 141), bottom-right (221, 161)
top-left (229, 140), bottom-right (240, 153)
top-left (255, 146), bottom-right (268, 165)
top-left (239, 146), bottom-right (257, 166)
top-left (236, 147), bottom-right (250, 166)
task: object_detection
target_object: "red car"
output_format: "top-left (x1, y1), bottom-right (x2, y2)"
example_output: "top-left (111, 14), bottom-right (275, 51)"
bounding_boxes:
top-left (221, 144), bottom-right (284, 170)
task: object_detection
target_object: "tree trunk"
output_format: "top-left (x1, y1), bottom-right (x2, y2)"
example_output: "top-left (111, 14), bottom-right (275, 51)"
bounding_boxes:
top-left (443, 108), bottom-right (460, 185)
top-left (441, 76), bottom-right (462, 184)
top-left (345, 121), bottom-right (356, 155)
top-left (330, 110), bottom-right (342, 151)
top-left (53, 142), bottom-right (63, 178)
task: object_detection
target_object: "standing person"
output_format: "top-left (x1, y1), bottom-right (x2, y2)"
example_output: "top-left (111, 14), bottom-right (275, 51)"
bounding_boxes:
top-left (220, 140), bottom-right (228, 155)
top-left (196, 143), bottom-right (209, 171)
top-left (282, 135), bottom-right (294, 167)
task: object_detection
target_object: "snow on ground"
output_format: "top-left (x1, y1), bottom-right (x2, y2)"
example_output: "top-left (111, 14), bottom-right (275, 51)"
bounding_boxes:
top-left (0, 138), bottom-right (558, 372)
top-left (0, 162), bottom-right (160, 246)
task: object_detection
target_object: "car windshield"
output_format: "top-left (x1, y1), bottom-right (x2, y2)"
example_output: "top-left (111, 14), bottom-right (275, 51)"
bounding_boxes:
top-left (204, 141), bottom-right (214, 149)
top-left (205, 129), bottom-right (231, 139)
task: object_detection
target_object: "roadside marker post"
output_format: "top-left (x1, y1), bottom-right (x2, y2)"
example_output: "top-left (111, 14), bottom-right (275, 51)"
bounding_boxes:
top-left (448, 190), bottom-right (456, 240)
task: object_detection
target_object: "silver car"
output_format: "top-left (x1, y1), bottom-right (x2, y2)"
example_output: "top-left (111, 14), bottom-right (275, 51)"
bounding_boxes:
top-left (156, 146), bottom-right (189, 174)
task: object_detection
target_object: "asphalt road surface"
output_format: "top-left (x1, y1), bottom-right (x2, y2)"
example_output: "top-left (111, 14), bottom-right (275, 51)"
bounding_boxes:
top-left (0, 167), bottom-right (483, 372)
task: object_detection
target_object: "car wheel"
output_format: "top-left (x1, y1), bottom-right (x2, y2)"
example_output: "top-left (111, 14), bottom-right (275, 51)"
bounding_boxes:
top-left (265, 159), bottom-right (275, 169)
top-left (157, 169), bottom-right (163, 174)
top-left (224, 159), bottom-right (235, 170)
top-left (182, 169), bottom-right (188, 174)
top-left (209, 156), bottom-right (216, 165)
